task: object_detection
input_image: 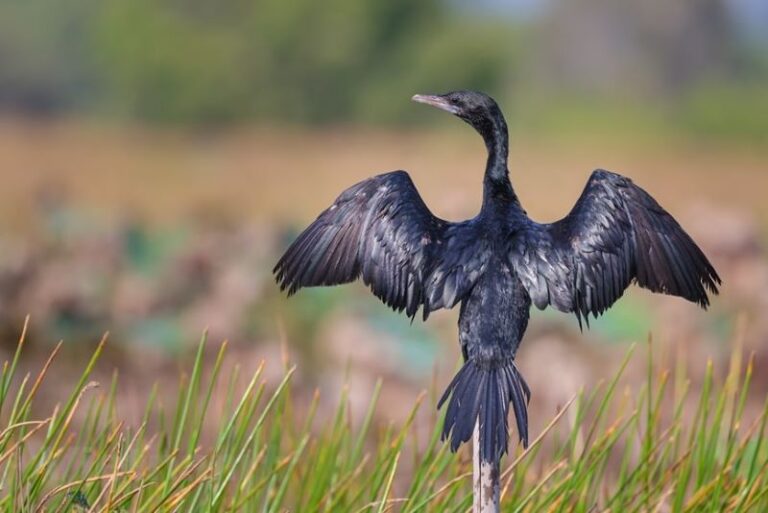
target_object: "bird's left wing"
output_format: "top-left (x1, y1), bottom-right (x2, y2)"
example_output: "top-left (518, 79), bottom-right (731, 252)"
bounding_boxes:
top-left (510, 169), bottom-right (720, 327)
top-left (274, 170), bottom-right (486, 319)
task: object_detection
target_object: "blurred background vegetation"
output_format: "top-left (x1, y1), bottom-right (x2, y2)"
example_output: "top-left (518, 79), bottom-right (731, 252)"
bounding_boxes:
top-left (0, 0), bottom-right (766, 138)
top-left (0, 0), bottom-right (766, 471)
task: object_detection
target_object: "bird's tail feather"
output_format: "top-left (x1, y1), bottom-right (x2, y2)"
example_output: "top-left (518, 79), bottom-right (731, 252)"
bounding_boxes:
top-left (438, 359), bottom-right (530, 462)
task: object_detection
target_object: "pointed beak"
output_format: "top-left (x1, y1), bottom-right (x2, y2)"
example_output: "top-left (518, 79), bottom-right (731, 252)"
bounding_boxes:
top-left (411, 94), bottom-right (460, 115)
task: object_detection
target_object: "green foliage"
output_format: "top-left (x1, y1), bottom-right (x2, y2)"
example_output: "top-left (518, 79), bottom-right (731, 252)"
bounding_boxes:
top-left (679, 82), bottom-right (768, 142)
top-left (0, 0), bottom-right (765, 136)
top-left (507, 86), bottom-right (768, 143)
top-left (0, 0), bottom-right (511, 124)
top-left (93, 0), bottom-right (253, 123)
top-left (1, 322), bottom-right (768, 511)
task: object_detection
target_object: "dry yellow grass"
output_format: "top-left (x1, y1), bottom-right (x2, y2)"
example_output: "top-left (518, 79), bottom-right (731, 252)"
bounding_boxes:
top-left (0, 118), bottom-right (765, 232)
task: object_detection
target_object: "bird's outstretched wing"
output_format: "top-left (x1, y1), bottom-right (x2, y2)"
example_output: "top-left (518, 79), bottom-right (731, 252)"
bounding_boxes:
top-left (510, 169), bottom-right (720, 327)
top-left (274, 171), bottom-right (487, 319)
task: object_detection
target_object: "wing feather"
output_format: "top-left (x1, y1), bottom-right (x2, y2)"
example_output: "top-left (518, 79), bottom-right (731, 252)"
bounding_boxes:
top-left (274, 170), bottom-right (487, 318)
top-left (511, 169), bottom-right (720, 325)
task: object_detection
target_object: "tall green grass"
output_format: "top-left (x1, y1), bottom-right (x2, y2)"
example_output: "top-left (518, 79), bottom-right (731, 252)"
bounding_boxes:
top-left (0, 321), bottom-right (766, 512)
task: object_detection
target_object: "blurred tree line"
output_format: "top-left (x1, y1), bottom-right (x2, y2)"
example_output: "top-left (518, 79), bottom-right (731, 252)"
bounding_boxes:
top-left (0, 0), bottom-right (765, 136)
top-left (0, 0), bottom-right (511, 124)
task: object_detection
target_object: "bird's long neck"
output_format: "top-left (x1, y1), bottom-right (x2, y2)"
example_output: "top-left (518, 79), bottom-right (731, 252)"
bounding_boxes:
top-left (480, 112), bottom-right (516, 210)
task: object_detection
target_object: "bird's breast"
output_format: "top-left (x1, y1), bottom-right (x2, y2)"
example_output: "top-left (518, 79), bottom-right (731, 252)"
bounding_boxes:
top-left (458, 257), bottom-right (532, 359)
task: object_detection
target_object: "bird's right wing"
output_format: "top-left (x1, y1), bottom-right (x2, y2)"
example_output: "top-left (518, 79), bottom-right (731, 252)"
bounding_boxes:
top-left (510, 169), bottom-right (720, 327)
top-left (274, 171), bottom-right (488, 319)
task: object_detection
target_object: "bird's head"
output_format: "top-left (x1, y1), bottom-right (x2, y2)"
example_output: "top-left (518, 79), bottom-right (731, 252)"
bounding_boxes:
top-left (411, 90), bottom-right (504, 137)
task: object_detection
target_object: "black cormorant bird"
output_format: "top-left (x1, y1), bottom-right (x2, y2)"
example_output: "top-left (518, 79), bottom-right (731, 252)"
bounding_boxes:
top-left (274, 91), bottom-right (720, 463)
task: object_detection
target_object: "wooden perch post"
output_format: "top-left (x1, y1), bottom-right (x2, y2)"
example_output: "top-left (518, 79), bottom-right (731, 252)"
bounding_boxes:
top-left (473, 421), bottom-right (500, 513)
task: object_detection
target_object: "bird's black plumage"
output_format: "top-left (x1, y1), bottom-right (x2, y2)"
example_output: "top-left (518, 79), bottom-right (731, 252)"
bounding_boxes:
top-left (274, 91), bottom-right (721, 462)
